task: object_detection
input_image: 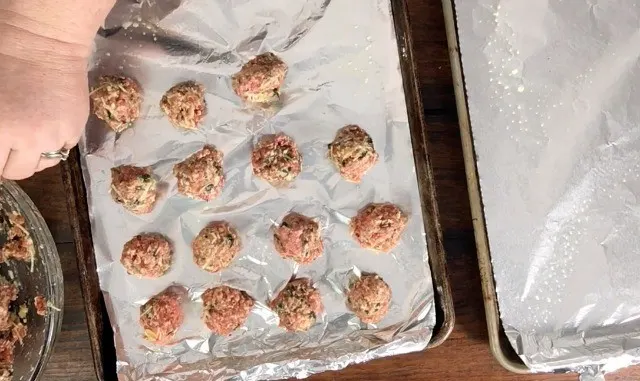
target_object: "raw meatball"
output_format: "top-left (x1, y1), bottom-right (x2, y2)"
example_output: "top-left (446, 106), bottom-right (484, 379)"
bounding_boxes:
top-left (139, 291), bottom-right (183, 345)
top-left (328, 125), bottom-right (379, 183)
top-left (274, 212), bottom-right (323, 264)
top-left (90, 75), bottom-right (142, 132)
top-left (232, 52), bottom-right (287, 103)
top-left (252, 134), bottom-right (302, 186)
top-left (173, 145), bottom-right (225, 201)
top-left (0, 213), bottom-right (34, 264)
top-left (346, 274), bottom-right (391, 324)
top-left (269, 278), bottom-right (323, 332)
top-left (192, 222), bottom-right (241, 273)
top-left (160, 81), bottom-right (207, 130)
top-left (350, 203), bottom-right (408, 252)
top-left (110, 165), bottom-right (158, 214)
top-left (201, 286), bottom-right (254, 336)
top-left (120, 233), bottom-right (173, 278)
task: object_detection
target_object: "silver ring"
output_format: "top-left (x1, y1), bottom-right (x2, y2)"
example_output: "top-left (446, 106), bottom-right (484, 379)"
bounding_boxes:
top-left (41, 148), bottom-right (70, 161)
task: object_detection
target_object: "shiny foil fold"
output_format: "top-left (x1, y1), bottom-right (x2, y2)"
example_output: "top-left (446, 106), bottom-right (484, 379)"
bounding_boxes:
top-left (79, 0), bottom-right (436, 379)
top-left (455, 0), bottom-right (640, 377)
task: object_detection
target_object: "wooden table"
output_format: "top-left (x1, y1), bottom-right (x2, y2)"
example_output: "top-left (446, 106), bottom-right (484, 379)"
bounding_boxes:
top-left (15, 0), bottom-right (640, 380)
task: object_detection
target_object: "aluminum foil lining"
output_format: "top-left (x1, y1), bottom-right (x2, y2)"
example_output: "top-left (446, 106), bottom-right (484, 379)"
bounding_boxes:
top-left (455, 0), bottom-right (640, 377)
top-left (79, 0), bottom-right (435, 379)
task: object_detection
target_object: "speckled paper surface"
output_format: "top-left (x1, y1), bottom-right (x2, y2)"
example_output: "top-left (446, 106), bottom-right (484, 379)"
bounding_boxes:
top-left (78, 0), bottom-right (436, 380)
top-left (455, 0), bottom-right (640, 377)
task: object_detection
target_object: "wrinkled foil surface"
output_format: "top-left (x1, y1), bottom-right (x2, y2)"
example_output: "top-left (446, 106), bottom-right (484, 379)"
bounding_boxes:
top-left (79, 0), bottom-right (435, 379)
top-left (456, 0), bottom-right (640, 377)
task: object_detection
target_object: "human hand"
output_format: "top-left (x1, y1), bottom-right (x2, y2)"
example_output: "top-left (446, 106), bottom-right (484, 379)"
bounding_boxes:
top-left (0, 0), bottom-right (115, 180)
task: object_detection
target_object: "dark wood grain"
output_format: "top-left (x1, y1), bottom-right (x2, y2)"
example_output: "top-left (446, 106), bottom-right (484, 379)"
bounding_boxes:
top-left (14, 0), bottom-right (640, 379)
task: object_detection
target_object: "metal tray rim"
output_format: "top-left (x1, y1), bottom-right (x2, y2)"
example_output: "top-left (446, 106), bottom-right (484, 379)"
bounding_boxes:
top-left (440, 0), bottom-right (530, 374)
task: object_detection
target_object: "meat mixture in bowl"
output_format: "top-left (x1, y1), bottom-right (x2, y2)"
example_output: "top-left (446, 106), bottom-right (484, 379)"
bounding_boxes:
top-left (350, 203), bottom-right (408, 252)
top-left (139, 291), bottom-right (183, 345)
top-left (274, 212), bottom-right (323, 264)
top-left (232, 52), bottom-right (287, 103)
top-left (252, 134), bottom-right (301, 187)
top-left (90, 75), bottom-right (142, 132)
top-left (110, 165), bottom-right (158, 214)
top-left (0, 213), bottom-right (34, 264)
top-left (173, 145), bottom-right (225, 201)
top-left (0, 278), bottom-right (26, 380)
top-left (120, 233), bottom-right (173, 278)
top-left (192, 221), bottom-right (241, 273)
top-left (346, 274), bottom-right (391, 324)
top-left (160, 81), bottom-right (207, 130)
top-left (201, 286), bottom-right (254, 336)
top-left (328, 125), bottom-right (379, 183)
top-left (269, 278), bottom-right (323, 332)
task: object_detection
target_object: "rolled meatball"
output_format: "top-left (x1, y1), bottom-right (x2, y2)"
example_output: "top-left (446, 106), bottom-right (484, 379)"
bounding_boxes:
top-left (90, 75), bottom-right (142, 132)
top-left (232, 52), bottom-right (287, 103)
top-left (346, 274), bottom-right (391, 324)
top-left (140, 291), bottom-right (183, 345)
top-left (173, 145), bottom-right (225, 201)
top-left (192, 222), bottom-right (241, 273)
top-left (201, 286), bottom-right (254, 336)
top-left (350, 203), bottom-right (408, 252)
top-left (110, 165), bottom-right (158, 214)
top-left (274, 212), bottom-right (323, 264)
top-left (269, 278), bottom-right (323, 332)
top-left (120, 233), bottom-right (173, 278)
top-left (160, 81), bottom-right (207, 130)
top-left (251, 134), bottom-right (301, 187)
top-left (328, 125), bottom-right (379, 183)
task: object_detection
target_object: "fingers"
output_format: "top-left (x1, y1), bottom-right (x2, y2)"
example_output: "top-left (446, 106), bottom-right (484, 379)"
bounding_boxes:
top-left (2, 149), bottom-right (41, 180)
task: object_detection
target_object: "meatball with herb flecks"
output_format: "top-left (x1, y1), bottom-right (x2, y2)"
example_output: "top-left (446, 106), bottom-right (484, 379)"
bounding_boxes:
top-left (90, 75), bottom-right (142, 132)
top-left (346, 274), bottom-right (391, 324)
top-left (201, 286), bottom-right (254, 336)
top-left (274, 212), bottom-right (323, 264)
top-left (350, 203), bottom-right (408, 252)
top-left (110, 165), bottom-right (158, 214)
top-left (328, 125), bottom-right (379, 183)
top-left (192, 222), bottom-right (241, 273)
top-left (160, 81), bottom-right (207, 130)
top-left (270, 278), bottom-right (323, 332)
top-left (173, 145), bottom-right (225, 201)
top-left (120, 233), bottom-right (173, 278)
top-left (140, 291), bottom-right (183, 345)
top-left (232, 52), bottom-right (287, 103)
top-left (252, 134), bottom-right (301, 187)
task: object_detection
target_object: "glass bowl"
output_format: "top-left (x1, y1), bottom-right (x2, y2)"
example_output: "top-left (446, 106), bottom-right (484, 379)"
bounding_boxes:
top-left (0, 180), bottom-right (63, 381)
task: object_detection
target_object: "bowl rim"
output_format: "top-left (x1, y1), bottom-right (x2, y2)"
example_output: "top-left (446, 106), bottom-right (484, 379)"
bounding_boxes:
top-left (0, 180), bottom-right (64, 381)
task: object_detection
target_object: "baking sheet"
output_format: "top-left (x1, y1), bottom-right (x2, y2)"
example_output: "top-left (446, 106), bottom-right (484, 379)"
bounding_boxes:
top-left (79, 0), bottom-right (436, 379)
top-left (454, 0), bottom-right (640, 376)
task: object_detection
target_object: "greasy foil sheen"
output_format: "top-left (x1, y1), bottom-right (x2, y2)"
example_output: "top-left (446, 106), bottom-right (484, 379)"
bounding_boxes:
top-left (456, 0), bottom-right (640, 377)
top-left (79, 0), bottom-right (435, 379)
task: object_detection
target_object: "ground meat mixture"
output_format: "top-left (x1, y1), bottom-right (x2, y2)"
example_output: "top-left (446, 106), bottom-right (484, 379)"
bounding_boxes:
top-left (0, 282), bottom-right (17, 332)
top-left (251, 134), bottom-right (302, 187)
top-left (120, 233), bottom-right (173, 278)
top-left (173, 145), bottom-right (225, 201)
top-left (110, 165), bottom-right (158, 214)
top-left (160, 81), bottom-right (207, 130)
top-left (232, 52), bottom-right (287, 103)
top-left (0, 213), bottom-right (34, 265)
top-left (90, 75), bottom-right (142, 133)
top-left (0, 320), bottom-right (26, 380)
top-left (139, 291), bottom-right (183, 345)
top-left (346, 274), bottom-right (391, 324)
top-left (328, 125), bottom-right (379, 183)
top-left (269, 278), bottom-right (323, 332)
top-left (34, 296), bottom-right (47, 317)
top-left (274, 213), bottom-right (323, 264)
top-left (192, 222), bottom-right (241, 273)
top-left (201, 286), bottom-right (254, 336)
top-left (350, 203), bottom-right (408, 252)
